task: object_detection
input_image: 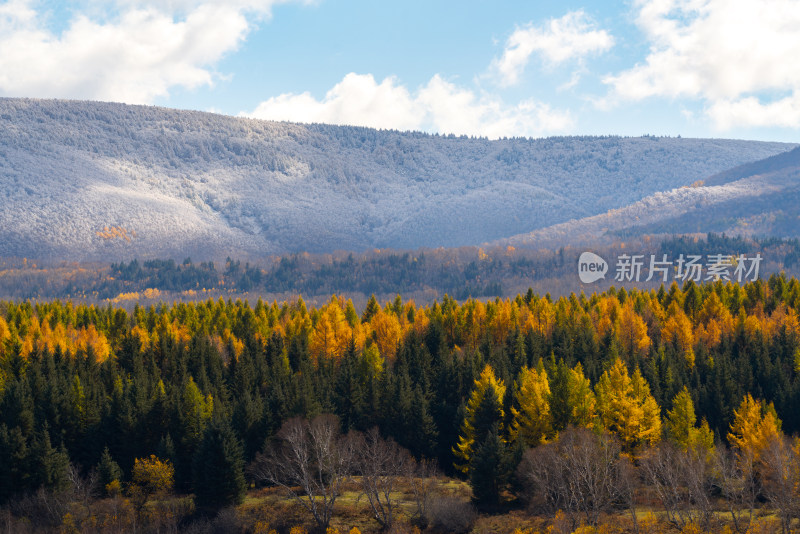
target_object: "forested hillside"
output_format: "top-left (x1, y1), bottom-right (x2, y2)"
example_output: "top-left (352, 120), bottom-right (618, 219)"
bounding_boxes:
top-left (0, 98), bottom-right (794, 260)
top-left (2, 233), bottom-right (800, 303)
top-left (2, 278), bottom-right (800, 531)
top-left (499, 146), bottom-right (800, 249)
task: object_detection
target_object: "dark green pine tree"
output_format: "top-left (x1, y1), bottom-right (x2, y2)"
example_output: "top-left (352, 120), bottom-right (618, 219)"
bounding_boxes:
top-left (469, 424), bottom-right (507, 511)
top-left (29, 428), bottom-right (70, 492)
top-left (192, 418), bottom-right (247, 513)
top-left (0, 424), bottom-right (28, 503)
top-left (334, 339), bottom-right (367, 432)
top-left (232, 390), bottom-right (266, 462)
top-left (549, 358), bottom-right (572, 432)
top-left (472, 382), bottom-right (504, 441)
top-left (407, 386), bottom-right (438, 459)
top-left (156, 433), bottom-right (177, 465)
top-left (96, 446), bottom-right (123, 495)
top-left (361, 295), bottom-right (380, 323)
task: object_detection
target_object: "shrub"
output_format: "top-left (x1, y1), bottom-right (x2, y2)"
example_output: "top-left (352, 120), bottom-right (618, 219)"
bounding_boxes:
top-left (424, 496), bottom-right (476, 533)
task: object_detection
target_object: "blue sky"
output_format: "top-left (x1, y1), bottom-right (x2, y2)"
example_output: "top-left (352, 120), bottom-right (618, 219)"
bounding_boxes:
top-left (2, 0), bottom-right (800, 141)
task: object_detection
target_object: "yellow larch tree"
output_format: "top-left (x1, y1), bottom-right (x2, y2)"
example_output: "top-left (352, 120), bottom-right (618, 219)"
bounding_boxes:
top-left (615, 300), bottom-right (651, 359)
top-left (592, 295), bottom-right (620, 340)
top-left (510, 366), bottom-right (553, 447)
top-left (453, 364), bottom-right (506, 473)
top-left (569, 362), bottom-right (596, 428)
top-left (727, 394), bottom-right (782, 460)
top-left (310, 298), bottom-right (352, 362)
top-left (696, 291), bottom-right (734, 351)
top-left (595, 358), bottom-right (661, 451)
top-left (369, 307), bottom-right (402, 362)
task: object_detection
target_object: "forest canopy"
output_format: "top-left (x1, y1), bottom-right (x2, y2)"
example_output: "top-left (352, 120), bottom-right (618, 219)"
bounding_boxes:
top-left (2, 276), bottom-right (800, 530)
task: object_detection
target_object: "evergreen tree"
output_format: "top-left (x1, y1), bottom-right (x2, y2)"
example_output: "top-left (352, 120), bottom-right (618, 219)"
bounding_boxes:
top-left (549, 359), bottom-right (571, 432)
top-left (96, 446), bottom-right (123, 495)
top-left (193, 418), bottom-right (247, 513)
top-left (362, 295), bottom-right (380, 323)
top-left (454, 365), bottom-right (506, 474)
top-left (29, 428), bottom-right (70, 492)
top-left (469, 424), bottom-right (508, 511)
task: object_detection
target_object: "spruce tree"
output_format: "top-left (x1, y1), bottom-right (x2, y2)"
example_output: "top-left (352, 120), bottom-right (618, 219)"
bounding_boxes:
top-left (362, 295), bottom-right (380, 323)
top-left (30, 428), bottom-right (70, 492)
top-left (96, 446), bottom-right (123, 495)
top-left (192, 418), bottom-right (247, 513)
top-left (469, 424), bottom-right (507, 511)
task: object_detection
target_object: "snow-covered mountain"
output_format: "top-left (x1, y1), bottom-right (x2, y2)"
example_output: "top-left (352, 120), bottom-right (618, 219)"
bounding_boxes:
top-left (497, 146), bottom-right (800, 249)
top-left (0, 98), bottom-right (794, 260)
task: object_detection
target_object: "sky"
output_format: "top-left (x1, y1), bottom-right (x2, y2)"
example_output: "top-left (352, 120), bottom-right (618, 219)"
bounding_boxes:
top-left (1, 0), bottom-right (800, 141)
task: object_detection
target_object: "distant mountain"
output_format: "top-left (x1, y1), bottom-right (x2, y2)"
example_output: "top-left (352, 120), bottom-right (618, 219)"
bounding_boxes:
top-left (499, 146), bottom-right (800, 248)
top-left (0, 98), bottom-right (795, 260)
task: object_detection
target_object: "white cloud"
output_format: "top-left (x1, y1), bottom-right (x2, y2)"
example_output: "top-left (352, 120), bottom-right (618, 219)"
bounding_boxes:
top-left (491, 10), bottom-right (614, 87)
top-left (605, 0), bottom-right (800, 129)
top-left (0, 0), bottom-right (295, 104)
top-left (245, 73), bottom-right (573, 139)
top-left (708, 94), bottom-right (800, 130)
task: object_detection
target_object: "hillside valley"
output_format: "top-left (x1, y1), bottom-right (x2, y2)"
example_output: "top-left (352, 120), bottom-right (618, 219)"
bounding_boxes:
top-left (0, 98), bottom-right (795, 261)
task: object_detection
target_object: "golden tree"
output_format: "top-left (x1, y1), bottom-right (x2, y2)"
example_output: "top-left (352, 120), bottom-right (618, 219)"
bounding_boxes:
top-left (453, 364), bottom-right (506, 473)
top-left (510, 366), bottom-right (553, 447)
top-left (727, 394), bottom-right (782, 460)
top-left (595, 358), bottom-right (661, 451)
top-left (129, 455), bottom-right (174, 512)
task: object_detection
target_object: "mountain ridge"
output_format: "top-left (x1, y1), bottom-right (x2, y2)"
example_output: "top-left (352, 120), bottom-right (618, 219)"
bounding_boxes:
top-left (0, 97), bottom-right (795, 260)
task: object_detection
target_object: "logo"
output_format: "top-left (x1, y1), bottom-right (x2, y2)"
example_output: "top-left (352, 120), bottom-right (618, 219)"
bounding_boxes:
top-left (578, 252), bottom-right (608, 283)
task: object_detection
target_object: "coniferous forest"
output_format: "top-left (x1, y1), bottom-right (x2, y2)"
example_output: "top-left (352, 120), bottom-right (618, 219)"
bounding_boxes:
top-left (2, 277), bottom-right (800, 532)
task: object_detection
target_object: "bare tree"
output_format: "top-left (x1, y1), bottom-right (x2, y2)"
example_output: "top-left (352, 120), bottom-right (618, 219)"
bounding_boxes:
top-left (407, 457), bottom-right (439, 525)
top-left (640, 442), bottom-right (713, 530)
top-left (517, 427), bottom-right (627, 529)
top-left (352, 427), bottom-right (411, 529)
top-left (758, 436), bottom-right (800, 534)
top-left (250, 414), bottom-right (352, 530)
top-left (712, 445), bottom-right (758, 534)
top-left (67, 464), bottom-right (99, 521)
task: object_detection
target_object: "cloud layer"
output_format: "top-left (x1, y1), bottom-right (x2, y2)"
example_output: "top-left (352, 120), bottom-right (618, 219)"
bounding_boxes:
top-left (605, 0), bottom-right (800, 129)
top-left (2, 0), bottom-right (799, 135)
top-left (491, 10), bottom-right (614, 87)
top-left (245, 73), bottom-right (573, 139)
top-left (0, 0), bottom-right (287, 103)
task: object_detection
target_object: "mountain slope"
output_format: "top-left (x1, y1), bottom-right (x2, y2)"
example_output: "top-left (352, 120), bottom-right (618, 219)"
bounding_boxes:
top-left (499, 146), bottom-right (800, 248)
top-left (0, 98), bottom-right (794, 260)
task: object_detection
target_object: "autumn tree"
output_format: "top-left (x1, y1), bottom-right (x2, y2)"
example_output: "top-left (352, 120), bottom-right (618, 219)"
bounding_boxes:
top-left (727, 394), bottom-right (782, 460)
top-left (661, 301), bottom-right (695, 367)
top-left (453, 365), bottom-right (506, 474)
top-left (510, 365), bottom-right (553, 447)
top-left (129, 455), bottom-right (174, 513)
top-left (594, 358), bottom-right (661, 451)
top-left (615, 300), bottom-right (651, 360)
top-left (310, 298), bottom-right (352, 362)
